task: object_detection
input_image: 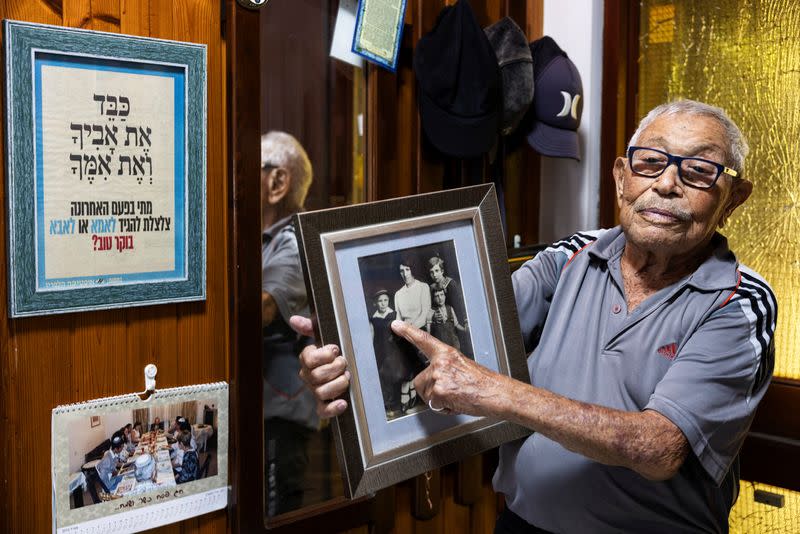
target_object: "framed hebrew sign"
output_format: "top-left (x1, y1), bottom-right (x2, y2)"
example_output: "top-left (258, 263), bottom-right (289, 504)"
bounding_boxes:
top-left (3, 20), bottom-right (206, 317)
top-left (294, 184), bottom-right (531, 498)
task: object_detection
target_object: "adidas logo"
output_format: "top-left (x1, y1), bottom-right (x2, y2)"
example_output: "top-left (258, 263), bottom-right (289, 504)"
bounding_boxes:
top-left (657, 343), bottom-right (677, 361)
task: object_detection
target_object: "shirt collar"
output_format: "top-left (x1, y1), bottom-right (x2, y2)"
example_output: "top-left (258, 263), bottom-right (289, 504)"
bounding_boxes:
top-left (262, 215), bottom-right (294, 243)
top-left (587, 226), bottom-right (739, 291)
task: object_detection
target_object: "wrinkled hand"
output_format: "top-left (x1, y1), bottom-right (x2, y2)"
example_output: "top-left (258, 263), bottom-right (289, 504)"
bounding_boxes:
top-left (391, 320), bottom-right (502, 417)
top-left (290, 315), bottom-right (350, 418)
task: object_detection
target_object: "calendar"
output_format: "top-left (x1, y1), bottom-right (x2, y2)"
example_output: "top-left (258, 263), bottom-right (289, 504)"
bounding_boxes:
top-left (52, 382), bottom-right (228, 533)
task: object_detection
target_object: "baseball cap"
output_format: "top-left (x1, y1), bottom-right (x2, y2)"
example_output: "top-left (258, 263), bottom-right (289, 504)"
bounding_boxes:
top-left (414, 0), bottom-right (501, 158)
top-left (526, 36), bottom-right (583, 160)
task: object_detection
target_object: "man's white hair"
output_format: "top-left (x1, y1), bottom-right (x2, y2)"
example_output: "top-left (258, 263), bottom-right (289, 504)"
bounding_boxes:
top-left (261, 131), bottom-right (313, 209)
top-left (628, 99), bottom-right (750, 177)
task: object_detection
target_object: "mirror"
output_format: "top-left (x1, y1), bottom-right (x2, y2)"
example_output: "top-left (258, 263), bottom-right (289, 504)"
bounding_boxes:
top-left (259, 0), bottom-right (366, 522)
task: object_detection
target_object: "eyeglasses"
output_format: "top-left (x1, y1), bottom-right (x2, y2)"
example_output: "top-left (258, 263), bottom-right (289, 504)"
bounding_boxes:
top-left (627, 146), bottom-right (738, 190)
top-left (261, 162), bottom-right (279, 171)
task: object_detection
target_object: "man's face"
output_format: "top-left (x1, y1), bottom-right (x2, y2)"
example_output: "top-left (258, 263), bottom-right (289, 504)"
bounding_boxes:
top-left (433, 290), bottom-right (446, 306)
top-left (613, 113), bottom-right (751, 257)
top-left (399, 264), bottom-right (414, 284)
top-left (376, 294), bottom-right (389, 312)
top-left (429, 263), bottom-right (444, 283)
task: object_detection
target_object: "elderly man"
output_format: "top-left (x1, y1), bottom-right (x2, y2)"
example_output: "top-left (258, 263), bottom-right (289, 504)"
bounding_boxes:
top-left (260, 131), bottom-right (319, 517)
top-left (293, 100), bottom-right (777, 532)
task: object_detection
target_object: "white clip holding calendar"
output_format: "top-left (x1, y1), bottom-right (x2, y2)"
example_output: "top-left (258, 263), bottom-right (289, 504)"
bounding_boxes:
top-left (141, 364), bottom-right (157, 399)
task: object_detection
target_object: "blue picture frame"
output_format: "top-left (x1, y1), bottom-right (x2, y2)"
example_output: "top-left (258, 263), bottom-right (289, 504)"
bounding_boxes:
top-left (351, 0), bottom-right (407, 72)
top-left (3, 20), bottom-right (206, 317)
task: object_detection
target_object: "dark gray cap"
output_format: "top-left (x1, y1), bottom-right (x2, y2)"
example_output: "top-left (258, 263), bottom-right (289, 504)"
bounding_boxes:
top-left (484, 17), bottom-right (533, 135)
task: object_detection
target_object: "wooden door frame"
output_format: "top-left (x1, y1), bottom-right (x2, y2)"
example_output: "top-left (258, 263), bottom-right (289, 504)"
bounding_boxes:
top-left (600, 0), bottom-right (800, 493)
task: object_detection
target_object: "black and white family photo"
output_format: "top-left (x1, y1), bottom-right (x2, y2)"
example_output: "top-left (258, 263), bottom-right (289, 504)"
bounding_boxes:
top-left (358, 240), bottom-right (474, 421)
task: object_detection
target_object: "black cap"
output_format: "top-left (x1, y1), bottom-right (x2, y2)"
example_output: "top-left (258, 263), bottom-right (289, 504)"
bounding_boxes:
top-left (414, 0), bottom-right (501, 158)
top-left (525, 36), bottom-right (583, 160)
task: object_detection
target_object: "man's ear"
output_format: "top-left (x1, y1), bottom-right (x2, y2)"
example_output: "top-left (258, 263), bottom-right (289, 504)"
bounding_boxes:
top-left (719, 179), bottom-right (753, 228)
top-left (266, 167), bottom-right (290, 206)
top-left (612, 157), bottom-right (627, 206)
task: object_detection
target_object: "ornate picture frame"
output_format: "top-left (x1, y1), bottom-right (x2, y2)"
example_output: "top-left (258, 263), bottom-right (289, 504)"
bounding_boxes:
top-left (3, 20), bottom-right (206, 317)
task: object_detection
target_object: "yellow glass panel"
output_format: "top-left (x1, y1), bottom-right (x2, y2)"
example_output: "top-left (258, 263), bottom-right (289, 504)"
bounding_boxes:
top-left (638, 4), bottom-right (799, 529)
top-left (638, 0), bottom-right (800, 380)
top-left (729, 481), bottom-right (800, 533)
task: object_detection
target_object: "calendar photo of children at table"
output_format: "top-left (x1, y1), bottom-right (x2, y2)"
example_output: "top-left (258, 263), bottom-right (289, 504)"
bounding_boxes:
top-left (358, 240), bottom-right (473, 422)
top-left (65, 399), bottom-right (219, 509)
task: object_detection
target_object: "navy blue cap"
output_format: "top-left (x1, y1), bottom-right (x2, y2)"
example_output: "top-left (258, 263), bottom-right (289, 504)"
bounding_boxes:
top-left (526, 36), bottom-right (583, 160)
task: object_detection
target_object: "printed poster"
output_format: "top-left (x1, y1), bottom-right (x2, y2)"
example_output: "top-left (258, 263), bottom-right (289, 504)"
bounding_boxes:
top-left (35, 54), bottom-right (187, 290)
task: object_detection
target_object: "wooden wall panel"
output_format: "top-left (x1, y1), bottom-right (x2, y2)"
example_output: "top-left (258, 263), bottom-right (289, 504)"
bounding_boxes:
top-left (0, 1), bottom-right (229, 533)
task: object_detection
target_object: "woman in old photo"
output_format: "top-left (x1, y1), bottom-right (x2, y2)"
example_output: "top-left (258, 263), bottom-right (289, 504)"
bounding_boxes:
top-left (427, 255), bottom-right (472, 357)
top-left (392, 257), bottom-right (431, 413)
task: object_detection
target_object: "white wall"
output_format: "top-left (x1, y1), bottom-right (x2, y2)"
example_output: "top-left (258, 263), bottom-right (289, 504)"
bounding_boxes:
top-left (66, 410), bottom-right (134, 474)
top-left (538, 0), bottom-right (604, 242)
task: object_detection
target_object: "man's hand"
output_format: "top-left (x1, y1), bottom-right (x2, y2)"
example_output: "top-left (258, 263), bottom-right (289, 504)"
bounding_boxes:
top-left (390, 319), bottom-right (505, 417)
top-left (289, 315), bottom-right (350, 418)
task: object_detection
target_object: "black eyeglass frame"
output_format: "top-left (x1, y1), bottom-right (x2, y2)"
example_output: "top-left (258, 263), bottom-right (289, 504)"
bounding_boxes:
top-left (627, 146), bottom-right (739, 190)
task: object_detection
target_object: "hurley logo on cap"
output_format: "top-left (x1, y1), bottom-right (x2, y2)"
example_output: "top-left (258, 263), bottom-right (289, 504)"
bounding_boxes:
top-left (657, 343), bottom-right (678, 361)
top-left (556, 92), bottom-right (581, 120)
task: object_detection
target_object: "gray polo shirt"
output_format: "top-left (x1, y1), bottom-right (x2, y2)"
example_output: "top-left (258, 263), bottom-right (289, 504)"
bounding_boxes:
top-left (494, 227), bottom-right (777, 533)
top-left (262, 216), bottom-right (319, 430)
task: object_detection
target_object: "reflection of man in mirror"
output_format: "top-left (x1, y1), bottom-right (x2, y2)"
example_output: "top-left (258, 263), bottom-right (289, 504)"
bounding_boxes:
top-left (260, 131), bottom-right (318, 516)
top-left (427, 255), bottom-right (472, 357)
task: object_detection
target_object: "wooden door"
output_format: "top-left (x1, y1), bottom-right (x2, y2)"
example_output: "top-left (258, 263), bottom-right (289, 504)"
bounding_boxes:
top-left (0, 2), bottom-right (228, 533)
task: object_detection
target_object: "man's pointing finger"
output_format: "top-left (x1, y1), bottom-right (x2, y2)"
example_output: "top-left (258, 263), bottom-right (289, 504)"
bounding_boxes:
top-left (390, 319), bottom-right (448, 359)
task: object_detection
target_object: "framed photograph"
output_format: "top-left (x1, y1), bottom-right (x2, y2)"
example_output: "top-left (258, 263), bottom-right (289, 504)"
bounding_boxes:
top-left (52, 382), bottom-right (228, 533)
top-left (351, 0), bottom-right (407, 72)
top-left (294, 184), bottom-right (530, 498)
top-left (3, 20), bottom-right (206, 317)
